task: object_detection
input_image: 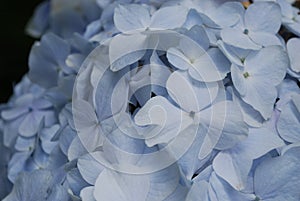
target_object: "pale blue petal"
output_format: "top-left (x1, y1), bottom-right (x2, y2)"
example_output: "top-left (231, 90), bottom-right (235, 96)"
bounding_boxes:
top-left (149, 6), bottom-right (188, 30)
top-left (80, 187), bottom-right (96, 201)
top-left (8, 152), bottom-right (29, 183)
top-left (78, 154), bottom-right (104, 185)
top-left (3, 170), bottom-right (53, 201)
top-left (182, 9), bottom-right (204, 29)
top-left (18, 112), bottom-right (43, 137)
top-left (134, 96), bottom-right (193, 146)
top-left (198, 101), bottom-right (247, 159)
top-left (33, 143), bottom-right (49, 168)
top-left (177, 127), bottom-right (212, 180)
top-left (1, 107), bottom-right (28, 121)
top-left (73, 100), bottom-right (104, 152)
top-left (254, 146), bottom-right (300, 201)
top-left (25, 1), bottom-right (49, 38)
top-left (214, 102), bottom-right (248, 150)
top-left (47, 185), bottom-right (69, 201)
top-left (245, 2), bottom-right (281, 34)
top-left (67, 168), bottom-right (89, 196)
top-left (240, 127), bottom-right (285, 160)
top-left (221, 28), bottom-right (262, 50)
top-left (189, 48), bottom-right (230, 82)
top-left (47, 146), bottom-right (68, 170)
top-left (109, 33), bottom-right (147, 71)
top-left (185, 25), bottom-right (210, 51)
top-left (209, 172), bottom-right (255, 201)
top-left (164, 184), bottom-right (188, 201)
top-left (217, 40), bottom-right (252, 67)
top-left (40, 124), bottom-right (60, 154)
top-left (210, 2), bottom-right (245, 28)
top-left (84, 19), bottom-right (102, 39)
top-left (59, 126), bottom-right (77, 156)
top-left (147, 164), bottom-right (180, 200)
top-left (94, 169), bottom-right (150, 201)
top-left (229, 86), bottom-right (264, 127)
top-left (32, 98), bottom-right (53, 110)
top-left (167, 47), bottom-right (192, 71)
top-left (205, 48), bottom-right (231, 79)
top-left (186, 181), bottom-right (209, 201)
top-left (213, 150), bottom-right (252, 191)
top-left (233, 46), bottom-right (289, 119)
top-left (93, 67), bottom-right (127, 121)
top-left (166, 71), bottom-right (219, 113)
top-left (28, 33), bottom-right (70, 88)
top-left (114, 4), bottom-right (151, 33)
top-left (149, 51), bottom-right (171, 95)
top-left (276, 79), bottom-right (300, 109)
top-left (284, 20), bottom-right (300, 37)
top-left (214, 125), bottom-right (285, 191)
top-left (68, 136), bottom-right (88, 161)
top-left (287, 37), bottom-right (300, 73)
top-left (3, 116), bottom-right (24, 147)
top-left (243, 80), bottom-right (278, 120)
top-left (277, 95), bottom-right (300, 143)
top-left (248, 32), bottom-right (282, 47)
top-left (14, 136), bottom-right (35, 152)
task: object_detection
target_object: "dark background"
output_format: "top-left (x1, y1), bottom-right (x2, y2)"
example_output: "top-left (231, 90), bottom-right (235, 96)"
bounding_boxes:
top-left (0, 1), bottom-right (41, 103)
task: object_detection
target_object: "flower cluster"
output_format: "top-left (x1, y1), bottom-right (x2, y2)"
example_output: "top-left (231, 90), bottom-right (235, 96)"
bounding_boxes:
top-left (1, 0), bottom-right (300, 200)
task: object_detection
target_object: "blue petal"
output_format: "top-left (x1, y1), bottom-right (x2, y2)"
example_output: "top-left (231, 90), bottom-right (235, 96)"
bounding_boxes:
top-left (7, 152), bottom-right (28, 183)
top-left (28, 33), bottom-right (70, 88)
top-left (25, 1), bottom-right (50, 38)
top-left (198, 101), bottom-right (248, 158)
top-left (210, 2), bottom-right (245, 28)
top-left (73, 100), bottom-right (104, 152)
top-left (80, 186), bottom-right (96, 201)
top-left (245, 2), bottom-right (281, 34)
top-left (134, 96), bottom-right (193, 146)
top-left (14, 136), bottom-right (35, 152)
top-left (114, 4), bottom-right (151, 33)
top-left (78, 154), bottom-right (104, 185)
top-left (59, 126), bottom-right (77, 156)
top-left (186, 180), bottom-right (209, 201)
top-left (287, 38), bottom-right (300, 73)
top-left (254, 146), bottom-right (300, 201)
top-left (188, 48), bottom-right (230, 82)
top-left (66, 168), bottom-right (89, 196)
top-left (147, 164), bottom-right (181, 200)
top-left (209, 172), bottom-right (255, 201)
top-left (277, 94), bottom-right (300, 143)
top-left (3, 170), bottom-right (54, 201)
top-left (213, 150), bottom-right (252, 191)
top-left (18, 112), bottom-right (44, 137)
top-left (228, 86), bottom-right (264, 127)
top-left (185, 25), bottom-right (210, 50)
top-left (248, 32), bottom-right (282, 47)
top-left (221, 27), bottom-right (262, 50)
top-left (149, 6), bottom-right (188, 30)
top-left (68, 136), bottom-right (88, 161)
top-left (1, 107), bottom-right (29, 121)
top-left (167, 48), bottom-right (192, 71)
top-left (3, 116), bottom-right (25, 148)
top-left (109, 33), bottom-right (147, 72)
top-left (217, 40), bottom-right (253, 66)
top-left (232, 46), bottom-right (289, 119)
top-left (166, 71), bottom-right (219, 113)
top-left (47, 185), bottom-right (69, 201)
top-left (94, 169), bottom-right (150, 201)
top-left (40, 124), bottom-right (60, 154)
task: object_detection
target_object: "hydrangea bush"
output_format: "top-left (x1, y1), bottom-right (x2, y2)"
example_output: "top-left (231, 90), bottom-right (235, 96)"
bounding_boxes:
top-left (1, 0), bottom-right (300, 200)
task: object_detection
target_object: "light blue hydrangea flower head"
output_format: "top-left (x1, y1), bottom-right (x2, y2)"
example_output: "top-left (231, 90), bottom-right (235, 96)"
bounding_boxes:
top-left (1, 0), bottom-right (300, 200)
